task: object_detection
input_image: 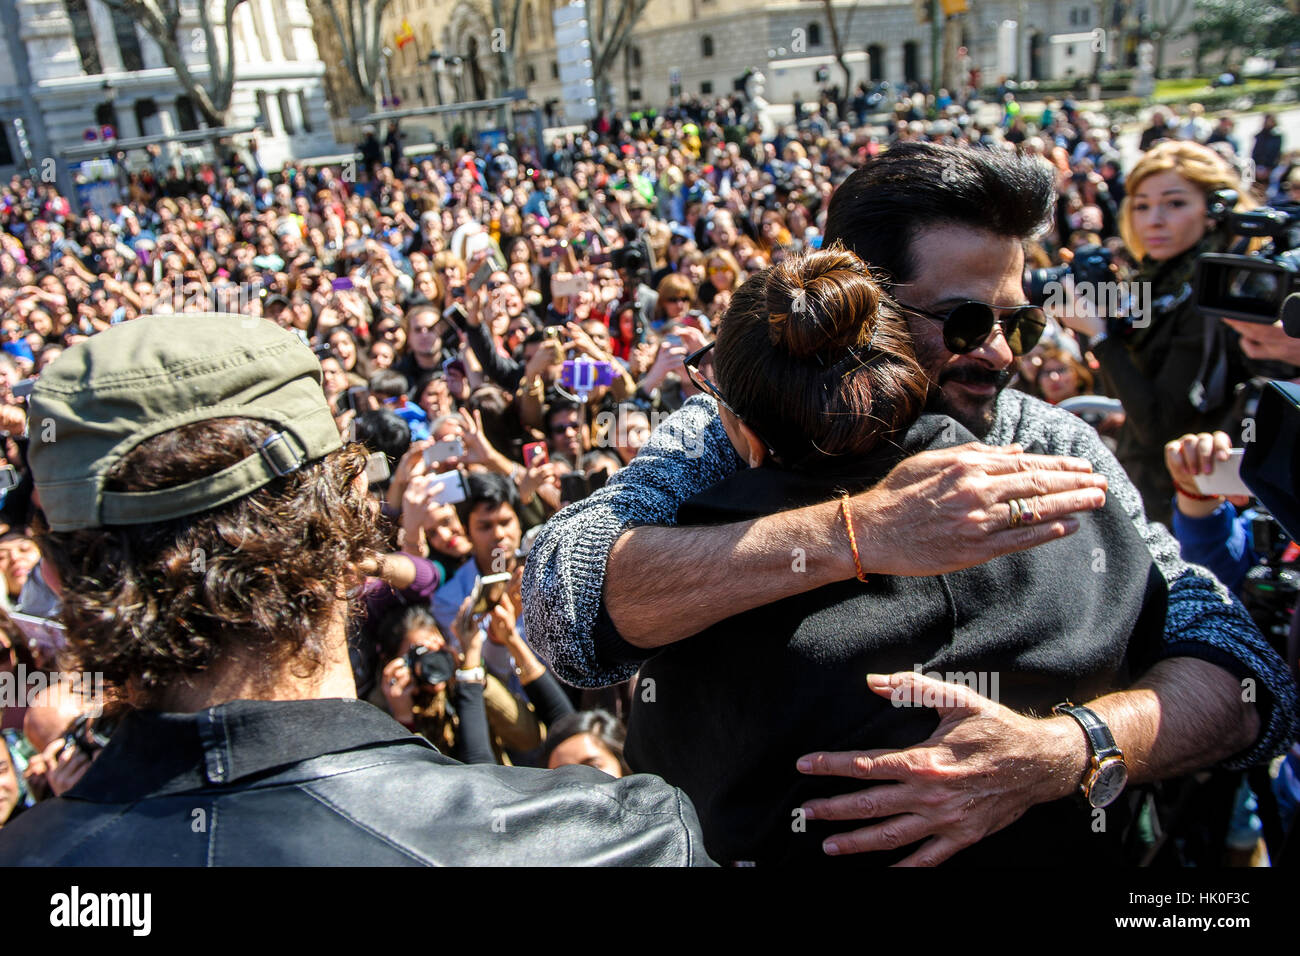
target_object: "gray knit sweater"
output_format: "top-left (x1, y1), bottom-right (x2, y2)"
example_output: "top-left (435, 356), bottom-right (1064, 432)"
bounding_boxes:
top-left (522, 389), bottom-right (1298, 769)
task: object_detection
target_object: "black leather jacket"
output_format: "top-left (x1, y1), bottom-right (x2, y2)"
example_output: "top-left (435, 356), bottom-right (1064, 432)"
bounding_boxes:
top-left (0, 698), bottom-right (713, 866)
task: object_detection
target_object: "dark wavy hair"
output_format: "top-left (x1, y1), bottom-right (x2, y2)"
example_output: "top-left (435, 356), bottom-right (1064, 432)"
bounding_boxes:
top-left (714, 246), bottom-right (929, 467)
top-left (823, 141), bottom-right (1056, 288)
top-left (35, 418), bottom-right (386, 705)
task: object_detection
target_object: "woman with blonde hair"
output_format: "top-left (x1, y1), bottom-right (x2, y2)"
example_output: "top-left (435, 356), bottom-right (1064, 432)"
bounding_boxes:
top-left (698, 248), bottom-right (743, 310)
top-left (1058, 139), bottom-right (1256, 523)
top-left (653, 273), bottom-right (699, 330)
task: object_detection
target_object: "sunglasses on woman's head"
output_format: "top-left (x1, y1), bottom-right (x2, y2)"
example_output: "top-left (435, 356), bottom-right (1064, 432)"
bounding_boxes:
top-left (895, 300), bottom-right (1047, 357)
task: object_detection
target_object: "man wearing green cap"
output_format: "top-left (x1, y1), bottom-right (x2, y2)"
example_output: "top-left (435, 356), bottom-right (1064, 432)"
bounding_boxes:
top-left (0, 314), bottom-right (710, 866)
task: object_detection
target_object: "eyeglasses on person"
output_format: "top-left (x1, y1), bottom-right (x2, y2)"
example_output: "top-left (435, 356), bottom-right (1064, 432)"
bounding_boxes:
top-left (895, 300), bottom-right (1046, 357)
top-left (683, 342), bottom-right (781, 458)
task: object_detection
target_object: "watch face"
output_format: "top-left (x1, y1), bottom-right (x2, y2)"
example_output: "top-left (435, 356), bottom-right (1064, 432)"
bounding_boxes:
top-left (1089, 759), bottom-right (1128, 809)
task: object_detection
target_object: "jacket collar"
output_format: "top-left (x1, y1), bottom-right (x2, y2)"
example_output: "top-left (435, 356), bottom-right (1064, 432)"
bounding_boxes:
top-left (66, 697), bottom-right (431, 803)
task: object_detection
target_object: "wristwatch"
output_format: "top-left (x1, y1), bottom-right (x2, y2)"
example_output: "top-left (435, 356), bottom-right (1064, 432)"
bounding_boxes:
top-left (454, 666), bottom-right (486, 684)
top-left (1052, 701), bottom-right (1127, 808)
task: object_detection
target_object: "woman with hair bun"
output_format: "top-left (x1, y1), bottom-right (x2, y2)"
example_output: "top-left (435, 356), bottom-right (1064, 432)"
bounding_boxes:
top-left (625, 246), bottom-right (1168, 867)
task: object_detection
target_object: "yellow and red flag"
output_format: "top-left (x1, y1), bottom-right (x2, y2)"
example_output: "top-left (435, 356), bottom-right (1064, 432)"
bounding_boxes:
top-left (395, 19), bottom-right (414, 49)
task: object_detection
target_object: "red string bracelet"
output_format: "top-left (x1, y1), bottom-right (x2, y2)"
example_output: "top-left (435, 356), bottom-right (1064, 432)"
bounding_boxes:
top-left (1174, 482), bottom-right (1223, 502)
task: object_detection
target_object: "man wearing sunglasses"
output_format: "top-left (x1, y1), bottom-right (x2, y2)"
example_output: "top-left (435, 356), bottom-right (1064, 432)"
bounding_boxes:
top-left (523, 142), bottom-right (1294, 865)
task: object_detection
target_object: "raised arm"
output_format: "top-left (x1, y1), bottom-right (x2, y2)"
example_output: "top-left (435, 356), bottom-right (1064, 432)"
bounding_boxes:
top-left (523, 395), bottom-right (1111, 688)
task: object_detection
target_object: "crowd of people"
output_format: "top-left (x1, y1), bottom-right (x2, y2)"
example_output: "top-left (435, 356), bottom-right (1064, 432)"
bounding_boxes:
top-left (0, 85), bottom-right (1298, 866)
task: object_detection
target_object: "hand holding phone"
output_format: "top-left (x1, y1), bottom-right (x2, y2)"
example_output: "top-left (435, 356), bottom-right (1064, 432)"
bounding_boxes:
top-left (1193, 448), bottom-right (1250, 498)
top-left (423, 439), bottom-right (464, 470)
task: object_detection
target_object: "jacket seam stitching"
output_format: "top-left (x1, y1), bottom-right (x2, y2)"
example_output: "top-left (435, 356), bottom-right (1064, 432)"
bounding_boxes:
top-left (296, 783), bottom-right (439, 866)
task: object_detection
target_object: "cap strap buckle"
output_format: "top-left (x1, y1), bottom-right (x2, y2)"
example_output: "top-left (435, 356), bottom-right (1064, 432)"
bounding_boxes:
top-left (259, 431), bottom-right (305, 477)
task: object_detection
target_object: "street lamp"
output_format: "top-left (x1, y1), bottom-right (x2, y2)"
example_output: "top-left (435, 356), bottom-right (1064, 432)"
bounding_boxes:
top-left (448, 55), bottom-right (465, 104)
top-left (381, 46), bottom-right (394, 107)
top-left (428, 50), bottom-right (448, 143)
top-left (428, 50), bottom-right (446, 106)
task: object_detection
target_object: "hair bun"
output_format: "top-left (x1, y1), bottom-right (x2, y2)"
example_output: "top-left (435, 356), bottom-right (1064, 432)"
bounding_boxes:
top-left (765, 247), bottom-right (884, 359)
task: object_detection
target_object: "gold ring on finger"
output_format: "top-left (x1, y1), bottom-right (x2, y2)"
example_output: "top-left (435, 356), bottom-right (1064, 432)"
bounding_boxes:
top-left (1008, 498), bottom-right (1023, 528)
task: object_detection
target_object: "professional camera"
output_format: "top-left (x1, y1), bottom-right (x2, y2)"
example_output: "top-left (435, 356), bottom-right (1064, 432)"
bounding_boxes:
top-left (1024, 244), bottom-right (1114, 307)
top-left (610, 224), bottom-right (656, 286)
top-left (403, 645), bottom-right (457, 690)
top-left (1237, 507), bottom-right (1299, 654)
top-left (1194, 194), bottom-right (1300, 324)
top-left (62, 712), bottom-right (119, 757)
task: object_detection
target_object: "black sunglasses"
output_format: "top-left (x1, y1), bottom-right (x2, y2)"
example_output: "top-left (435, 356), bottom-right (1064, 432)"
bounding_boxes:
top-left (896, 300), bottom-right (1046, 356)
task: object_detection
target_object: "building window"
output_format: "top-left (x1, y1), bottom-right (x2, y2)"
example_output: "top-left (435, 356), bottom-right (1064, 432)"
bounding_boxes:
top-left (630, 88), bottom-right (641, 101)
top-left (65, 0), bottom-right (103, 75)
top-left (631, 46), bottom-right (642, 69)
top-left (903, 40), bottom-right (919, 83)
top-left (551, 61), bottom-right (559, 79)
top-left (176, 96), bottom-right (199, 131)
top-left (256, 91), bottom-right (274, 134)
top-left (112, 9), bottom-right (146, 71)
top-left (1066, 45), bottom-right (1075, 56)
top-left (807, 22), bottom-right (822, 47)
top-left (867, 44), bottom-right (883, 81)
top-left (526, 63), bottom-right (537, 83)
top-left (701, 80), bottom-right (713, 94)
top-left (298, 91), bottom-right (313, 132)
top-left (95, 102), bottom-right (119, 133)
top-left (278, 91), bottom-right (295, 135)
top-left (526, 2), bottom-right (538, 37)
top-left (134, 97), bottom-right (157, 135)
top-left (0, 125), bottom-right (15, 167)
top-left (701, 35), bottom-right (714, 58)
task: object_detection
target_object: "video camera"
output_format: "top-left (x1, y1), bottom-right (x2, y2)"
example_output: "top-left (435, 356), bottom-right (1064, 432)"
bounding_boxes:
top-left (610, 224), bottom-right (656, 286)
top-left (1194, 193), bottom-right (1300, 325)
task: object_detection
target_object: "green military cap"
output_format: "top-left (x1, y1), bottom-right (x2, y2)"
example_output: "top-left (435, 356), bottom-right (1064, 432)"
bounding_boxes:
top-left (28, 314), bottom-right (342, 531)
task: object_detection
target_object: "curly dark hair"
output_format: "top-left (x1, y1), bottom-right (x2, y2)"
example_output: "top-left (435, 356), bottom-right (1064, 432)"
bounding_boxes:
top-left (36, 418), bottom-right (386, 705)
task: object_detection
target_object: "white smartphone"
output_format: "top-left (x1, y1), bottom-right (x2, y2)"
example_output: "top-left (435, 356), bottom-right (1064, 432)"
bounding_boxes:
top-left (423, 439), bottom-right (464, 468)
top-left (428, 470), bottom-right (468, 506)
top-left (363, 452), bottom-right (392, 485)
top-left (1193, 448), bottom-right (1251, 498)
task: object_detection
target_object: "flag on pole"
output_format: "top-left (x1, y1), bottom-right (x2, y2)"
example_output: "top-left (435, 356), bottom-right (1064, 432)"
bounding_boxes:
top-left (396, 19), bottom-right (415, 49)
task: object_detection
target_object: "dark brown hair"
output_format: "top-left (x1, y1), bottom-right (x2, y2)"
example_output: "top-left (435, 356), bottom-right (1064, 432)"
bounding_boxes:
top-left (36, 419), bottom-right (386, 704)
top-left (714, 245), bottom-right (928, 467)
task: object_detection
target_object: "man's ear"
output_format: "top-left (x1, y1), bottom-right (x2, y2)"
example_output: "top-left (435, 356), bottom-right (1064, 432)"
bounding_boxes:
top-left (717, 406), bottom-right (767, 469)
top-left (736, 420), bottom-right (768, 469)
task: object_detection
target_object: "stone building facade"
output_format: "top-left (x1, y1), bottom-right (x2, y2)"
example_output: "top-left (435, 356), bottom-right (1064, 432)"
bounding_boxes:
top-left (1, 0), bottom-right (337, 186)
top-left (375, 0), bottom-right (1199, 125)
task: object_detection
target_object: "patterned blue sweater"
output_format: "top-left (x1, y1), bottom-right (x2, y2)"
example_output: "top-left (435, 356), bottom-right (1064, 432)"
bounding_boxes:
top-left (522, 389), bottom-right (1298, 770)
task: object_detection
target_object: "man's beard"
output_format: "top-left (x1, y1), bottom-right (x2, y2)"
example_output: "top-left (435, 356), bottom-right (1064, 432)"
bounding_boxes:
top-left (922, 364), bottom-right (1012, 440)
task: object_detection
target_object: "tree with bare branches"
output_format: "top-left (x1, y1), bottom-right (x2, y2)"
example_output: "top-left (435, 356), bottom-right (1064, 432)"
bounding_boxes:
top-left (587, 0), bottom-right (652, 112)
top-left (318, 0), bottom-right (396, 109)
top-left (820, 0), bottom-right (862, 112)
top-left (99, 0), bottom-right (246, 127)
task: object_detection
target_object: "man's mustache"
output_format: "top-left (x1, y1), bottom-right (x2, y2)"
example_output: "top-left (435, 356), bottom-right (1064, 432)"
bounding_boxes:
top-left (938, 365), bottom-right (1013, 390)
